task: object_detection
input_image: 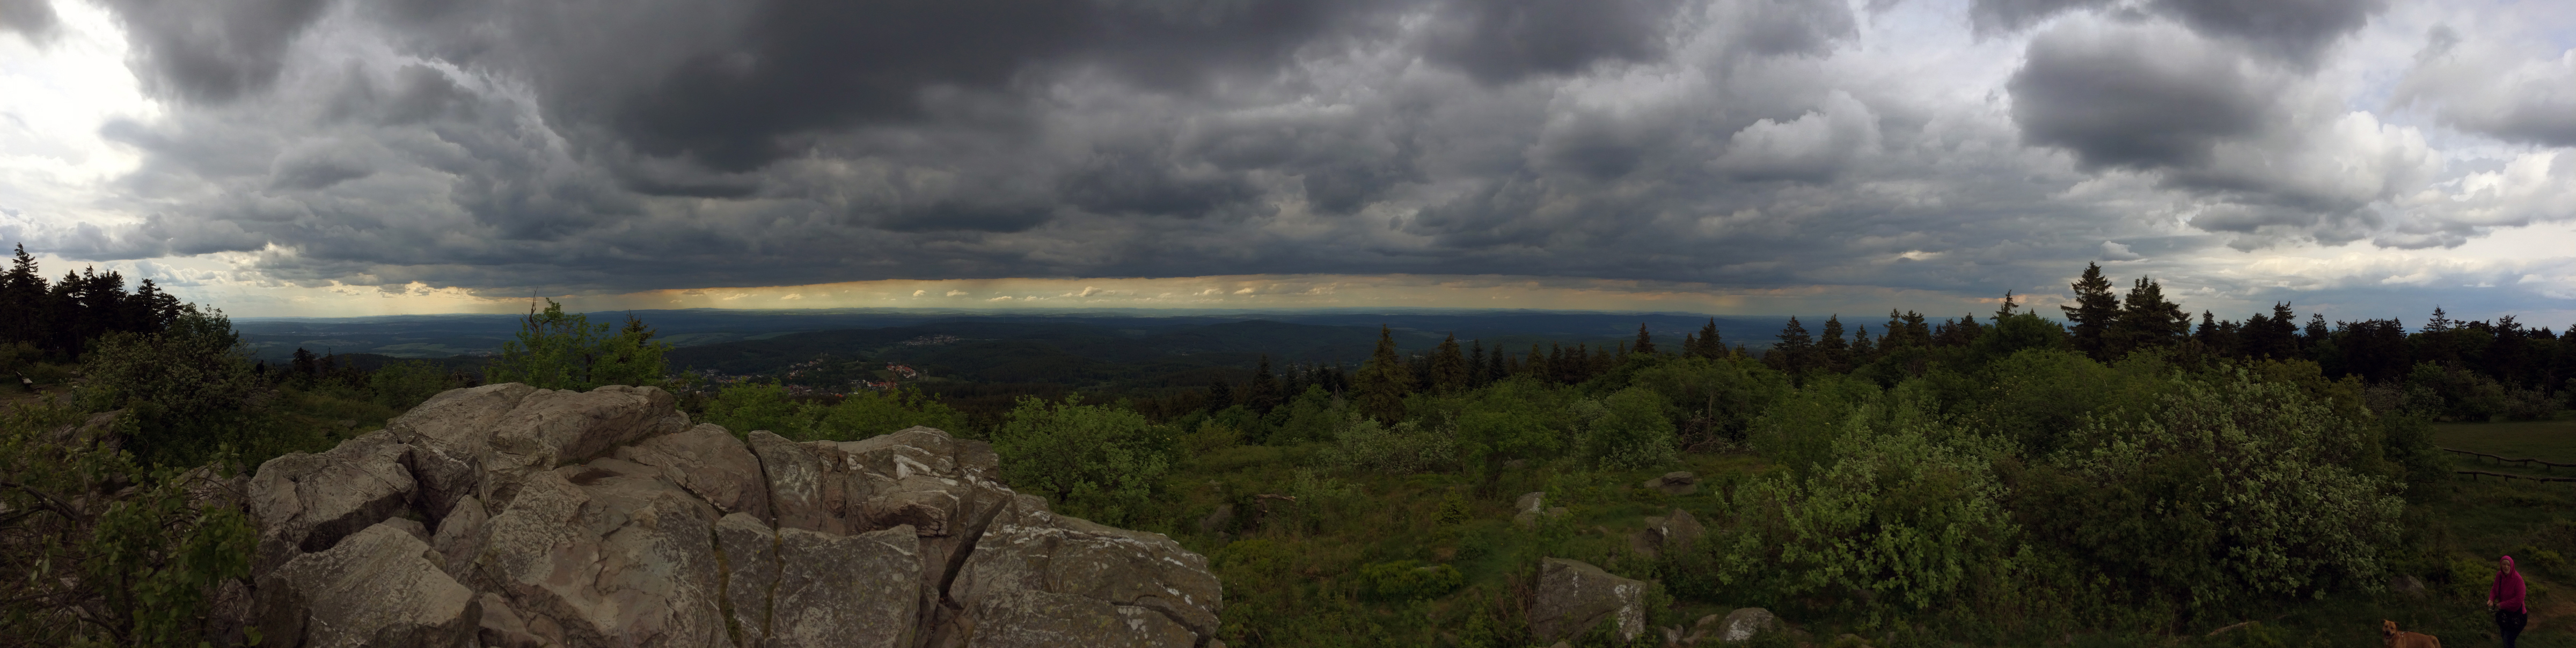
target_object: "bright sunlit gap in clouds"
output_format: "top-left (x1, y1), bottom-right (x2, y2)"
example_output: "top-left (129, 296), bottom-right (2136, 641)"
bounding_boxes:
top-left (2, 0), bottom-right (2574, 325)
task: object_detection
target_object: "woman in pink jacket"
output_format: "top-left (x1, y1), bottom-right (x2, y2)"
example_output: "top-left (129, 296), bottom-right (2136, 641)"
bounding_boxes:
top-left (2490, 555), bottom-right (2527, 648)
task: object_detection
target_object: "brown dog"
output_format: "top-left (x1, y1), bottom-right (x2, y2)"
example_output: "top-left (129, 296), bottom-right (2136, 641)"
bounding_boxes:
top-left (2383, 620), bottom-right (2440, 648)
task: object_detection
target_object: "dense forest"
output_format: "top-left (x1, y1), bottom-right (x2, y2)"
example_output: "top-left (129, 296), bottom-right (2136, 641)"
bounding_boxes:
top-left (5, 247), bottom-right (2574, 646)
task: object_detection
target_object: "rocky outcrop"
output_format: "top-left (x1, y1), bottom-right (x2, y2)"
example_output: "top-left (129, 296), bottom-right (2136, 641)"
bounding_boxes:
top-left (238, 384), bottom-right (1221, 648)
top-left (1529, 557), bottom-right (1646, 643)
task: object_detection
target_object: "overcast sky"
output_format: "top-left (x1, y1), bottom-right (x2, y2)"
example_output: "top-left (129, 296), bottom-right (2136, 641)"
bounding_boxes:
top-left (2, 0), bottom-right (2573, 325)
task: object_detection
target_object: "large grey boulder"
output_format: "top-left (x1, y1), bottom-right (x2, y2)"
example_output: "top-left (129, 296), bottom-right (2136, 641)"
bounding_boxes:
top-left (248, 431), bottom-right (416, 576)
top-left (950, 496), bottom-right (1223, 644)
top-left (1529, 557), bottom-right (1647, 643)
top-left (253, 522), bottom-right (479, 648)
top-left (240, 384), bottom-right (1218, 648)
top-left (1716, 607), bottom-right (1781, 643)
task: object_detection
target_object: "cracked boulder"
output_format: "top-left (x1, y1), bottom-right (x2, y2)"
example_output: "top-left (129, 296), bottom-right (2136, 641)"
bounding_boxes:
top-left (240, 384), bottom-right (1219, 648)
top-left (1529, 557), bottom-right (1647, 644)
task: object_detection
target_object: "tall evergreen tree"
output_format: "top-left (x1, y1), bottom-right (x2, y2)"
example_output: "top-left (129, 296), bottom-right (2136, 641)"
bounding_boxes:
top-left (1352, 325), bottom-right (1413, 422)
top-left (1817, 315), bottom-right (1849, 373)
top-left (2239, 303), bottom-right (2302, 360)
top-left (1694, 318), bottom-right (1723, 360)
top-left (1214, 375), bottom-right (1243, 412)
top-left (1770, 316), bottom-right (1814, 382)
top-left (1467, 339), bottom-right (1487, 387)
top-left (1849, 324), bottom-right (1874, 359)
top-left (1428, 334), bottom-right (1469, 393)
top-left (1632, 323), bottom-right (1657, 355)
top-left (2110, 276), bottom-right (2187, 357)
top-left (1247, 355), bottom-right (1283, 413)
top-left (2062, 262), bottom-right (2123, 361)
top-left (1, 244), bottom-right (44, 346)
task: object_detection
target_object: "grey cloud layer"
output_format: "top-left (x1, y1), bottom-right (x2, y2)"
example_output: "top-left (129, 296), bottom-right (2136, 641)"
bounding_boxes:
top-left (30, 0), bottom-right (2574, 308)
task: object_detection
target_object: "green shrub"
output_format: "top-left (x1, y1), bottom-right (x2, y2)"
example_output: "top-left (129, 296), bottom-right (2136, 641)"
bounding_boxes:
top-left (1, 397), bottom-right (257, 645)
top-left (992, 395), bottom-right (1172, 527)
top-left (809, 386), bottom-right (967, 441)
top-left (81, 307), bottom-right (277, 467)
top-left (486, 299), bottom-right (670, 391)
top-left (702, 381), bottom-right (812, 438)
top-left (1589, 386), bottom-right (1678, 469)
top-left (1357, 559), bottom-right (1463, 601)
top-left (1716, 420), bottom-right (2018, 617)
top-left (2031, 369), bottom-right (2404, 610)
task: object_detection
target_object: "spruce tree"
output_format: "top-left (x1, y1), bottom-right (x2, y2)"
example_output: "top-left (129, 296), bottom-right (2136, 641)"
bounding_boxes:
top-left (1467, 339), bottom-right (1487, 387)
top-left (1206, 378), bottom-right (1234, 410)
top-left (1352, 325), bottom-right (1413, 422)
top-left (1, 244), bottom-right (45, 346)
top-left (1772, 316), bottom-right (1814, 382)
top-left (1247, 355), bottom-right (1282, 413)
top-left (1428, 334), bottom-right (1468, 393)
top-left (1850, 324), bottom-right (1874, 359)
top-left (1695, 318), bottom-right (1723, 360)
top-left (2062, 262), bottom-right (2122, 361)
top-left (1817, 315), bottom-right (1849, 373)
top-left (1633, 323), bottom-right (1657, 355)
top-left (2109, 276), bottom-right (2187, 357)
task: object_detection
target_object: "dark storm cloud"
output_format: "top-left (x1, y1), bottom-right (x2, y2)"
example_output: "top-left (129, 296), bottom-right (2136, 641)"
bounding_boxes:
top-left (51, 0), bottom-right (2563, 313)
top-left (1423, 0), bottom-right (1684, 83)
top-left (0, 0), bottom-right (56, 39)
top-left (2147, 0), bottom-right (2386, 68)
top-left (2008, 24), bottom-right (2274, 171)
top-left (103, 0), bottom-right (332, 102)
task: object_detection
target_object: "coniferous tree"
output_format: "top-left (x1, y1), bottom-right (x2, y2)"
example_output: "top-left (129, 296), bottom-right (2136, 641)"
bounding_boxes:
top-left (1695, 318), bottom-right (1723, 360)
top-left (2240, 303), bottom-right (2302, 360)
top-left (2110, 276), bottom-right (2188, 357)
top-left (1770, 316), bottom-right (1814, 382)
top-left (1352, 325), bottom-right (1413, 422)
top-left (1, 244), bottom-right (45, 346)
top-left (2062, 262), bottom-right (2123, 361)
top-left (1527, 343), bottom-right (1549, 378)
top-left (1633, 323), bottom-right (1657, 355)
top-left (1817, 315), bottom-right (1849, 373)
top-left (1247, 355), bottom-right (1283, 414)
top-left (1206, 377), bottom-right (1234, 410)
top-left (1428, 335), bottom-right (1469, 393)
top-left (1467, 340), bottom-right (1487, 388)
top-left (1849, 324), bottom-right (1874, 359)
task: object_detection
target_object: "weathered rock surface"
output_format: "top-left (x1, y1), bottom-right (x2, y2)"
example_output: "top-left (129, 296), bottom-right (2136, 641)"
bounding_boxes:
top-left (1717, 607), bottom-right (1780, 643)
top-left (239, 384), bottom-right (1221, 648)
top-left (1529, 557), bottom-right (1646, 643)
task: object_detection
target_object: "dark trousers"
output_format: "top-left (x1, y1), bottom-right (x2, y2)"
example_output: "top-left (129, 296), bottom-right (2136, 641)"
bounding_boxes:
top-left (2497, 608), bottom-right (2527, 648)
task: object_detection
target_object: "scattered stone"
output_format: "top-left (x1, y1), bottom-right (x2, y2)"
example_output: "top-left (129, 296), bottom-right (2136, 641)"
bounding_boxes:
top-left (1528, 557), bottom-right (1646, 643)
top-left (1198, 503), bottom-right (1235, 536)
top-left (1644, 471), bottom-right (1700, 496)
top-left (2392, 575), bottom-right (2427, 598)
top-left (1718, 607), bottom-right (1780, 643)
top-left (1658, 509), bottom-right (1706, 551)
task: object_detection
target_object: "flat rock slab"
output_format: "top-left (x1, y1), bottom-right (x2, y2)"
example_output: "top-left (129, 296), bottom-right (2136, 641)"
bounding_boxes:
top-left (1529, 557), bottom-right (1646, 643)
